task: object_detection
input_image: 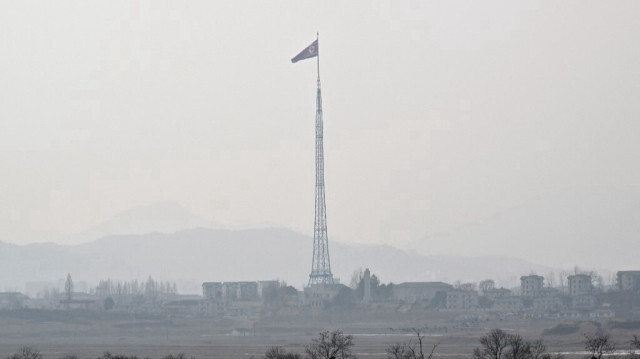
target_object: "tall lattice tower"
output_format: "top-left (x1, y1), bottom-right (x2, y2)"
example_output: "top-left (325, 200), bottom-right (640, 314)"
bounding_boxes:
top-left (291, 34), bottom-right (334, 286)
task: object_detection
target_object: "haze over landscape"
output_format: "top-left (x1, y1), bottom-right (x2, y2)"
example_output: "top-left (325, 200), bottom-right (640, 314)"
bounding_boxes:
top-left (1, 201), bottom-right (556, 293)
top-left (1, 1), bottom-right (639, 280)
top-left (1, 2), bottom-right (640, 358)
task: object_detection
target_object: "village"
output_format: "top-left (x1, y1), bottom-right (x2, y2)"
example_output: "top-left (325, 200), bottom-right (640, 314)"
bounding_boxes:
top-left (1, 270), bottom-right (639, 325)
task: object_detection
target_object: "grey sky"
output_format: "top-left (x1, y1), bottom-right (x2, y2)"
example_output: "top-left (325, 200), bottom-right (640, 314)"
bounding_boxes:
top-left (1, 1), bottom-right (639, 268)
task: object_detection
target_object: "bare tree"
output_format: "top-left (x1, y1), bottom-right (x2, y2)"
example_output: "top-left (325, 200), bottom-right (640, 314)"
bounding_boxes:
top-left (8, 347), bottom-right (42, 359)
top-left (63, 273), bottom-right (74, 309)
top-left (349, 268), bottom-right (363, 289)
top-left (64, 273), bottom-right (74, 302)
top-left (458, 283), bottom-right (477, 291)
top-left (578, 270), bottom-right (604, 293)
top-left (305, 330), bottom-right (355, 359)
top-left (545, 272), bottom-right (556, 288)
top-left (386, 329), bottom-right (438, 359)
top-left (473, 329), bottom-right (510, 359)
top-left (505, 334), bottom-right (531, 359)
top-left (161, 354), bottom-right (191, 359)
top-left (558, 270), bottom-right (570, 292)
top-left (529, 339), bottom-right (547, 359)
top-left (629, 334), bottom-right (640, 358)
top-left (584, 333), bottom-right (615, 359)
top-left (473, 330), bottom-right (554, 359)
top-left (264, 346), bottom-right (301, 359)
top-left (386, 343), bottom-right (410, 359)
top-left (103, 296), bottom-right (115, 311)
top-left (479, 280), bottom-right (496, 295)
top-left (592, 272), bottom-right (604, 291)
top-left (606, 273), bottom-right (618, 291)
top-left (407, 329), bottom-right (438, 359)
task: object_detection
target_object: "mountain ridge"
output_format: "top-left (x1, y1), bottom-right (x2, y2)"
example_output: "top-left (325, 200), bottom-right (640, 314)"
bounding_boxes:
top-left (0, 226), bottom-right (552, 295)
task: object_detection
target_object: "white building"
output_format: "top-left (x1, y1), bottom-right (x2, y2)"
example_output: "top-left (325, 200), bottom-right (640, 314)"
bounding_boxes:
top-left (392, 282), bottom-right (452, 302)
top-left (520, 275), bottom-right (544, 297)
top-left (568, 274), bottom-right (592, 297)
top-left (617, 271), bottom-right (640, 291)
top-left (445, 290), bottom-right (478, 310)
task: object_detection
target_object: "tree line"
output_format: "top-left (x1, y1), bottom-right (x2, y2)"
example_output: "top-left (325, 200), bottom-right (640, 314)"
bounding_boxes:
top-left (266, 329), bottom-right (640, 359)
top-left (94, 277), bottom-right (178, 299)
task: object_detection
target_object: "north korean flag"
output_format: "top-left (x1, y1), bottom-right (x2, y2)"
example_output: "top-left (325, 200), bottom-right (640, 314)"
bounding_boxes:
top-left (291, 40), bottom-right (318, 63)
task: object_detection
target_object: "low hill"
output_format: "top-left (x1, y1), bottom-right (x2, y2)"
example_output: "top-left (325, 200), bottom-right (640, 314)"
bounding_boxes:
top-left (0, 227), bottom-right (549, 294)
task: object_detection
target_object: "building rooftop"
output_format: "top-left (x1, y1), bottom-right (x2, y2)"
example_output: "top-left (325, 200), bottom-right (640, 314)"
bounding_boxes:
top-left (395, 282), bottom-right (452, 288)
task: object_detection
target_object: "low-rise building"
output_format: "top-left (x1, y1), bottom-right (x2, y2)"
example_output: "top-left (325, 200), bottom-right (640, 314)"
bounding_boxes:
top-left (226, 282), bottom-right (259, 301)
top-left (0, 292), bottom-right (28, 310)
top-left (617, 271), bottom-right (640, 291)
top-left (226, 301), bottom-right (264, 318)
top-left (589, 309), bottom-right (614, 318)
top-left (538, 287), bottom-right (560, 297)
top-left (484, 287), bottom-right (511, 300)
top-left (202, 282), bottom-right (224, 301)
top-left (568, 274), bottom-right (592, 297)
top-left (202, 281), bottom-right (260, 302)
top-left (492, 297), bottom-right (524, 312)
top-left (392, 282), bottom-right (452, 303)
top-left (163, 299), bottom-right (202, 317)
top-left (201, 298), bottom-right (225, 317)
top-left (56, 292), bottom-right (100, 310)
top-left (202, 280), bottom-right (277, 317)
top-left (445, 290), bottom-right (478, 310)
top-left (257, 281), bottom-right (279, 298)
top-left (533, 296), bottom-right (563, 311)
top-left (571, 295), bottom-right (597, 309)
top-left (520, 275), bottom-right (544, 297)
top-left (23, 297), bottom-right (55, 310)
top-left (554, 310), bottom-right (584, 319)
top-left (59, 299), bottom-right (100, 310)
top-left (303, 283), bottom-right (345, 308)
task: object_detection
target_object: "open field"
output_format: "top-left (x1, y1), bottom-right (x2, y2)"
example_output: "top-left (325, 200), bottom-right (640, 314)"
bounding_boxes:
top-left (0, 310), bottom-right (638, 359)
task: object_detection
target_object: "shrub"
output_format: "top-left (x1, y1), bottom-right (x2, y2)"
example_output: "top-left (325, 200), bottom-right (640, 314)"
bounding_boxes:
top-left (7, 347), bottom-right (42, 359)
top-left (264, 347), bottom-right (301, 359)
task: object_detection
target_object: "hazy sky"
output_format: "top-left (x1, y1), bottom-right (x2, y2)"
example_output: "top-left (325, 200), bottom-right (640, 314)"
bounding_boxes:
top-left (1, 1), bottom-right (639, 265)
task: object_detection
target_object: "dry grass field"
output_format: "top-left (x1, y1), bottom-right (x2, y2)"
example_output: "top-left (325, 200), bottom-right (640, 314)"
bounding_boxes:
top-left (0, 309), bottom-right (638, 359)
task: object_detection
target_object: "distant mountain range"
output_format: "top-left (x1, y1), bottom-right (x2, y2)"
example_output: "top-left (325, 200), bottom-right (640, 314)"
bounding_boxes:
top-left (0, 227), bottom-right (550, 295)
top-left (61, 201), bottom-right (214, 244)
top-left (5, 186), bottom-right (635, 296)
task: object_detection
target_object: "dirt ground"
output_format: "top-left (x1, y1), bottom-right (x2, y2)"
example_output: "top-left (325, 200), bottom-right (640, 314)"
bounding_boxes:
top-left (0, 309), bottom-right (636, 359)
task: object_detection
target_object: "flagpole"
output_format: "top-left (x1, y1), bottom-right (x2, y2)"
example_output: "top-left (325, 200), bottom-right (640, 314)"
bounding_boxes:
top-left (316, 32), bottom-right (320, 87)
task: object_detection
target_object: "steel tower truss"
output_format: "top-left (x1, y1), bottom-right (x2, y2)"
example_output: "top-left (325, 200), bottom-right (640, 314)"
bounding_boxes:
top-left (308, 61), bottom-right (334, 286)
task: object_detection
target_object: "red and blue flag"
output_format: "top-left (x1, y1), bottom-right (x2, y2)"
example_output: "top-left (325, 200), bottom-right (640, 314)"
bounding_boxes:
top-left (291, 40), bottom-right (318, 63)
